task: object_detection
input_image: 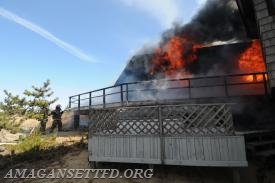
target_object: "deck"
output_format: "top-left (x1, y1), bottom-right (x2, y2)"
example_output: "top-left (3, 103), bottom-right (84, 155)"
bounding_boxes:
top-left (68, 72), bottom-right (269, 168)
top-left (69, 72), bottom-right (269, 110)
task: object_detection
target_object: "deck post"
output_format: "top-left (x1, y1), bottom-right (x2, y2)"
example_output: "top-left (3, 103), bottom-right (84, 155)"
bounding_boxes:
top-left (263, 73), bottom-right (269, 96)
top-left (233, 168), bottom-right (241, 183)
top-left (253, 74), bottom-right (257, 82)
top-left (158, 106), bottom-right (164, 164)
top-left (126, 84), bottom-right (129, 104)
top-left (74, 111), bottom-right (80, 129)
top-left (120, 85), bottom-right (124, 106)
top-left (103, 89), bottom-right (106, 108)
top-left (89, 92), bottom-right (92, 108)
top-left (74, 95), bottom-right (80, 129)
top-left (224, 76), bottom-right (228, 97)
top-left (188, 79), bottom-right (191, 99)
top-left (78, 95), bottom-right (80, 110)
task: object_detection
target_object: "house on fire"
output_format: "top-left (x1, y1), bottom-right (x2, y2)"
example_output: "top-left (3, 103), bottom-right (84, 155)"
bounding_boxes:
top-left (68, 0), bottom-right (275, 172)
top-left (237, 0), bottom-right (275, 92)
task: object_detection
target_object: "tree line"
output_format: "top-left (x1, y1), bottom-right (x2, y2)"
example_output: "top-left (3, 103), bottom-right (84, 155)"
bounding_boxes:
top-left (0, 80), bottom-right (58, 132)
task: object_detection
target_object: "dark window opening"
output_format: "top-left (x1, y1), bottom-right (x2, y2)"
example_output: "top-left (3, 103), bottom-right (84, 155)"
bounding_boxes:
top-left (266, 0), bottom-right (275, 15)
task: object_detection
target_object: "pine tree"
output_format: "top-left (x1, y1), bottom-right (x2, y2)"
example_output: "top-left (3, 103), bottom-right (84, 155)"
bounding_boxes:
top-left (24, 80), bottom-right (58, 121)
top-left (0, 90), bottom-right (26, 132)
top-left (0, 90), bottom-right (26, 116)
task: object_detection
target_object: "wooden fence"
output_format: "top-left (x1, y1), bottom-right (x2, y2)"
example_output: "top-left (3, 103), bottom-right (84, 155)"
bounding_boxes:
top-left (88, 104), bottom-right (247, 167)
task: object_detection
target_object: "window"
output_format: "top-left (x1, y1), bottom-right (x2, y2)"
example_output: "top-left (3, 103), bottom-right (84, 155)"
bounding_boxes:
top-left (266, 0), bottom-right (275, 15)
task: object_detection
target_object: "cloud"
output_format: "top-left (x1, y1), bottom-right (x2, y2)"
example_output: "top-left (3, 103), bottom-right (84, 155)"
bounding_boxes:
top-left (0, 7), bottom-right (96, 63)
top-left (119, 0), bottom-right (181, 28)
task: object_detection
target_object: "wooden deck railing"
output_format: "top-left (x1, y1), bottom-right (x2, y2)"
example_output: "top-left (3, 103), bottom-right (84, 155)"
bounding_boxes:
top-left (69, 72), bottom-right (269, 110)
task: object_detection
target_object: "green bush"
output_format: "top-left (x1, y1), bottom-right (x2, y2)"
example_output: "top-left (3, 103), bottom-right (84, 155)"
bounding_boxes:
top-left (0, 113), bottom-right (20, 133)
top-left (9, 131), bottom-right (57, 154)
top-left (5, 132), bottom-right (65, 162)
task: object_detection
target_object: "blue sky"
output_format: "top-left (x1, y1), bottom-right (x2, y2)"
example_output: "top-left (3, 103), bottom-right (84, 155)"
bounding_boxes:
top-left (0, 0), bottom-right (205, 107)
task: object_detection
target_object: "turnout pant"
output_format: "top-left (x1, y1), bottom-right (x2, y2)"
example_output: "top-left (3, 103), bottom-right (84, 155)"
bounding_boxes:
top-left (51, 119), bottom-right (62, 131)
top-left (40, 121), bottom-right (46, 133)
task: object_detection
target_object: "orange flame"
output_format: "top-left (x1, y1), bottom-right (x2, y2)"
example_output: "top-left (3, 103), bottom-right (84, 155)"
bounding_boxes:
top-left (238, 40), bottom-right (266, 82)
top-left (150, 36), bottom-right (202, 78)
top-left (150, 38), bottom-right (265, 82)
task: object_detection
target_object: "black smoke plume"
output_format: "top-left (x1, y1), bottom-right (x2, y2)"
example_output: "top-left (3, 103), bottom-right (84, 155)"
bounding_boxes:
top-left (170, 0), bottom-right (247, 44)
top-left (116, 0), bottom-right (249, 85)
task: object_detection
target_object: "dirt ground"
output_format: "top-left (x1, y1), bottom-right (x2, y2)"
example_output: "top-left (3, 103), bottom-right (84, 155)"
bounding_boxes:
top-left (0, 131), bottom-right (274, 183)
top-left (0, 150), bottom-right (236, 183)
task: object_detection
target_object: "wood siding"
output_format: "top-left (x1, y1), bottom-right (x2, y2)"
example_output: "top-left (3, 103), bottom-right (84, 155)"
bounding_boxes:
top-left (88, 135), bottom-right (248, 167)
top-left (253, 0), bottom-right (275, 87)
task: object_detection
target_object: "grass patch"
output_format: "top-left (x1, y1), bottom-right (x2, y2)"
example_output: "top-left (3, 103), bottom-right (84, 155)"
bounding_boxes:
top-left (3, 131), bottom-right (59, 163)
top-left (0, 131), bottom-right (87, 169)
top-left (0, 114), bottom-right (22, 133)
top-left (0, 121), bottom-right (20, 134)
top-left (8, 131), bottom-right (57, 154)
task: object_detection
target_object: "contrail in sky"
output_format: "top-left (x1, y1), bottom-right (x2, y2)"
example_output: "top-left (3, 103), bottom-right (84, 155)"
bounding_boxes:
top-left (0, 7), bottom-right (96, 63)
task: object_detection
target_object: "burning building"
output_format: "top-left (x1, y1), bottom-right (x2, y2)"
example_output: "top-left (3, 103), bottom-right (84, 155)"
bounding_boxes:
top-left (69, 0), bottom-right (275, 170)
top-left (116, 0), bottom-right (269, 84)
top-left (115, 41), bottom-right (265, 83)
top-left (111, 0), bottom-right (275, 131)
top-left (237, 0), bottom-right (275, 90)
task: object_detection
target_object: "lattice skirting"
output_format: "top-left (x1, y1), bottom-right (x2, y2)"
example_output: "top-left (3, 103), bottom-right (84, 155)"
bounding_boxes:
top-left (89, 104), bottom-right (234, 136)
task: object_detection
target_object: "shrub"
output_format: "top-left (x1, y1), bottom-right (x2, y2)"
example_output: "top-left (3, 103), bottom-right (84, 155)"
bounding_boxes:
top-left (9, 131), bottom-right (57, 154)
top-left (0, 113), bottom-right (20, 133)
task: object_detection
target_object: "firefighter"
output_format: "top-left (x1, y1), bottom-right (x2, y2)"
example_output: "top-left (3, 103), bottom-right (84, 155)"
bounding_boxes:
top-left (50, 104), bottom-right (64, 132)
top-left (40, 106), bottom-right (49, 134)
